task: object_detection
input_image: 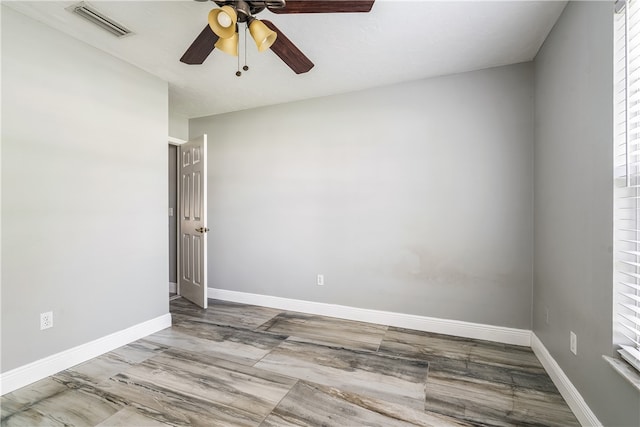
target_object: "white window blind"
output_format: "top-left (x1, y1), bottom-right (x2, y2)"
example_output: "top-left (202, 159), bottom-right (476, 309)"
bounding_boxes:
top-left (614, 0), bottom-right (640, 373)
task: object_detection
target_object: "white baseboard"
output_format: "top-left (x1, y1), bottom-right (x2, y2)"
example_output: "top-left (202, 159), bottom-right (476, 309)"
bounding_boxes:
top-left (169, 282), bottom-right (177, 293)
top-left (531, 333), bottom-right (602, 427)
top-left (0, 313), bottom-right (172, 395)
top-left (208, 288), bottom-right (531, 346)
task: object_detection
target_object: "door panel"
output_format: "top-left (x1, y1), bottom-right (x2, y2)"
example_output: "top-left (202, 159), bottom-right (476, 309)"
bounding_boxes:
top-left (193, 171), bottom-right (201, 220)
top-left (179, 135), bottom-right (207, 308)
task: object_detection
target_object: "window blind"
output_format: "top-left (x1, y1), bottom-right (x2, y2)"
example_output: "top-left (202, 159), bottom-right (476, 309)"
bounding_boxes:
top-left (614, 0), bottom-right (640, 373)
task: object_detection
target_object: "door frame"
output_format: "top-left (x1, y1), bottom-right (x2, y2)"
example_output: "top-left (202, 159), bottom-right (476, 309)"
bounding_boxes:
top-left (169, 136), bottom-right (186, 298)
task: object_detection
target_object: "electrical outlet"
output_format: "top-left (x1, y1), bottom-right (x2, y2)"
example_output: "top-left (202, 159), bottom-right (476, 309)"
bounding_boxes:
top-left (570, 331), bottom-right (577, 355)
top-left (40, 311), bottom-right (53, 330)
top-left (317, 274), bottom-right (324, 286)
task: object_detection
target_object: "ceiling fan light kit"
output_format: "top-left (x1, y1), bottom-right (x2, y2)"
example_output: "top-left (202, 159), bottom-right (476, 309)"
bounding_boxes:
top-left (181, 0), bottom-right (376, 74)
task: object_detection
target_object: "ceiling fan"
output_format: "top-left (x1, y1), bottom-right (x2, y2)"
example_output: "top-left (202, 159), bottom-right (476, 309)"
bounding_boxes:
top-left (180, 0), bottom-right (376, 74)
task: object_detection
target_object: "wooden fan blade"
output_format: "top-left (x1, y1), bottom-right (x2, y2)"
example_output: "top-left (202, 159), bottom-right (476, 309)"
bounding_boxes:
top-left (180, 25), bottom-right (219, 65)
top-left (262, 20), bottom-right (314, 74)
top-left (270, 0), bottom-right (374, 14)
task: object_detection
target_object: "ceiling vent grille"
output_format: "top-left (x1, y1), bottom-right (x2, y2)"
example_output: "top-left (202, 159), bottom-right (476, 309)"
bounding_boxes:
top-left (67, 2), bottom-right (133, 38)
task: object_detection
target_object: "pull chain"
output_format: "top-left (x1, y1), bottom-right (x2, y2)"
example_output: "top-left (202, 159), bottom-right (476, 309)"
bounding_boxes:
top-left (235, 23), bottom-right (249, 76)
top-left (243, 24), bottom-right (249, 72)
top-left (236, 34), bottom-right (241, 76)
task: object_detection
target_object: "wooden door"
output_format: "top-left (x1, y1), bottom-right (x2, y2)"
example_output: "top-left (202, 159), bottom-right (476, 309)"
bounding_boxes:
top-left (179, 135), bottom-right (207, 308)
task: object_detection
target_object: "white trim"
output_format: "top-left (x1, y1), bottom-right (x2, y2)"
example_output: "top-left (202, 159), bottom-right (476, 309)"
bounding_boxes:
top-left (531, 333), bottom-right (602, 427)
top-left (0, 313), bottom-right (172, 395)
top-left (169, 282), bottom-right (177, 294)
top-left (208, 288), bottom-right (531, 346)
top-left (171, 142), bottom-right (181, 297)
top-left (168, 136), bottom-right (186, 145)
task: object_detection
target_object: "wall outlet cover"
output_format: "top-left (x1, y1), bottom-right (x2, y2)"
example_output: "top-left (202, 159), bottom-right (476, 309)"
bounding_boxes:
top-left (40, 311), bottom-right (53, 330)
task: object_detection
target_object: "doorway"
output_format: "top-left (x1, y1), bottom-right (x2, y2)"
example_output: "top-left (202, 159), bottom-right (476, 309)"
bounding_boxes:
top-left (178, 135), bottom-right (208, 308)
top-left (168, 136), bottom-right (209, 307)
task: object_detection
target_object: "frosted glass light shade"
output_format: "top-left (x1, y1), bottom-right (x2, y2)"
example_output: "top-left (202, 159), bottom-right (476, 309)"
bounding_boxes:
top-left (214, 31), bottom-right (238, 56)
top-left (249, 19), bottom-right (277, 52)
top-left (208, 6), bottom-right (237, 39)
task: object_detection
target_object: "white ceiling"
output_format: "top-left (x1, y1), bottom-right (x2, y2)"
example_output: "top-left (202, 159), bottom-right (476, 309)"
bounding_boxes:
top-left (4, 0), bottom-right (567, 118)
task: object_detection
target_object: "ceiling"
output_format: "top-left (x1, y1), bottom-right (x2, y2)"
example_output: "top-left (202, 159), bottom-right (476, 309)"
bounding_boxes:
top-left (4, 0), bottom-right (567, 119)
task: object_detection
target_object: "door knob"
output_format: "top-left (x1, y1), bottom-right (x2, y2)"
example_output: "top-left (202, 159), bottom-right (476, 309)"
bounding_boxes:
top-left (195, 227), bottom-right (209, 233)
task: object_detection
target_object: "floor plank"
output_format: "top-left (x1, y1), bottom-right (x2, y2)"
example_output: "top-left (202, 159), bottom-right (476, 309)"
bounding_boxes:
top-left (255, 339), bottom-right (429, 409)
top-left (258, 311), bottom-right (388, 351)
top-left (261, 381), bottom-right (474, 427)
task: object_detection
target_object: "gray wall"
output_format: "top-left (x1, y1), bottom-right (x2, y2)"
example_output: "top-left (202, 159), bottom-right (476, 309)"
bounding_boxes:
top-left (1, 6), bottom-right (169, 372)
top-left (191, 63), bottom-right (534, 329)
top-left (533, 2), bottom-right (640, 426)
top-left (169, 109), bottom-right (189, 141)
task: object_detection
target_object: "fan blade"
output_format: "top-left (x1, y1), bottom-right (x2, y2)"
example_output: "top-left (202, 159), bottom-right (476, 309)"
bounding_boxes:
top-left (270, 0), bottom-right (374, 14)
top-left (180, 25), bottom-right (219, 65)
top-left (262, 20), bottom-right (314, 74)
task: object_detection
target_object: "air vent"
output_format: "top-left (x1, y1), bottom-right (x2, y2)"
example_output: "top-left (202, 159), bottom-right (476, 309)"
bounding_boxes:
top-left (66, 2), bottom-right (133, 38)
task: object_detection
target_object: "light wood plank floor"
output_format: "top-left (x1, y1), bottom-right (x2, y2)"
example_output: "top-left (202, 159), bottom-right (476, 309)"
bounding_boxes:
top-left (1, 298), bottom-right (579, 426)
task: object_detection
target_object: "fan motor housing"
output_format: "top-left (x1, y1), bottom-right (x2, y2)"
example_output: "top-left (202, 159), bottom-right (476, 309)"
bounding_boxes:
top-left (213, 0), bottom-right (286, 20)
